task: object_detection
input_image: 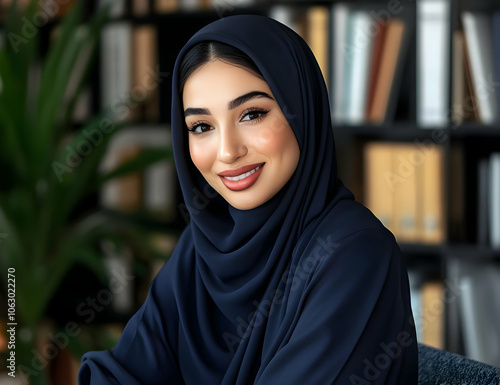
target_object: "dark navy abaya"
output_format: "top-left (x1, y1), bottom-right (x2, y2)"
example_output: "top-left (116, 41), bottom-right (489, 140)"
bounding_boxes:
top-left (79, 14), bottom-right (418, 384)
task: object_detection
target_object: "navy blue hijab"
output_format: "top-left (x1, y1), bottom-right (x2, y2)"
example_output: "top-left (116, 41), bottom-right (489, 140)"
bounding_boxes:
top-left (79, 15), bottom-right (417, 384)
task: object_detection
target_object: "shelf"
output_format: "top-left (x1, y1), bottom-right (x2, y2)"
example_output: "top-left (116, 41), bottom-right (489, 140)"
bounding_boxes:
top-left (334, 123), bottom-right (446, 141)
top-left (335, 122), bottom-right (500, 140)
top-left (445, 243), bottom-right (500, 260)
top-left (450, 123), bottom-right (500, 138)
top-left (399, 242), bottom-right (445, 257)
top-left (398, 242), bottom-right (500, 260)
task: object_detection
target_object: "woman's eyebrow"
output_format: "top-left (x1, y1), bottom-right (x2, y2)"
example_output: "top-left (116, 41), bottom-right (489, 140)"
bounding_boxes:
top-left (184, 107), bottom-right (210, 117)
top-left (184, 91), bottom-right (274, 117)
top-left (228, 91), bottom-right (274, 110)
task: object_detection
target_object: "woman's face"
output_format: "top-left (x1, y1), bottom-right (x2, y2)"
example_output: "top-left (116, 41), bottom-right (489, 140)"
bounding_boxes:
top-left (183, 60), bottom-right (300, 210)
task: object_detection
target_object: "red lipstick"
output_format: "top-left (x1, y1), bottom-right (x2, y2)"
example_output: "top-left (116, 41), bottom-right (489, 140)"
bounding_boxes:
top-left (218, 163), bottom-right (265, 191)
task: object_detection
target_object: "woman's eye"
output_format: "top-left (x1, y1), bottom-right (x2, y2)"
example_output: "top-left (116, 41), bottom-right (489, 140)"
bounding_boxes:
top-left (241, 109), bottom-right (269, 122)
top-left (188, 123), bottom-right (211, 134)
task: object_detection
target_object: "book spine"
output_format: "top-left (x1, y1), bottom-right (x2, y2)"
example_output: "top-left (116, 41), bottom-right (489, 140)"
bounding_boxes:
top-left (416, 0), bottom-right (450, 128)
top-left (490, 153), bottom-right (500, 249)
top-left (462, 12), bottom-right (498, 124)
top-left (331, 3), bottom-right (349, 123)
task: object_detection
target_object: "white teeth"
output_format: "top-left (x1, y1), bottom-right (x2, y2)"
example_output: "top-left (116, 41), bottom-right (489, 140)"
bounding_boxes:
top-left (224, 164), bottom-right (263, 181)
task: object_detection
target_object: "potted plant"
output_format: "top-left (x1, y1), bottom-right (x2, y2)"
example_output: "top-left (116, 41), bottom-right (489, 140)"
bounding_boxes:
top-left (0, 1), bottom-right (173, 383)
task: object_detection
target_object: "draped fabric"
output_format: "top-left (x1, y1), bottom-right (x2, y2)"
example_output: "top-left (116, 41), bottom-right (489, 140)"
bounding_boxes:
top-left (79, 15), bottom-right (418, 384)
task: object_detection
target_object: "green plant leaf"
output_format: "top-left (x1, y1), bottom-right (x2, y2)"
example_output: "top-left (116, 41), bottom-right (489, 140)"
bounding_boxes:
top-left (32, 113), bottom-right (119, 266)
top-left (0, 50), bottom-right (29, 177)
top-left (0, 206), bottom-right (25, 277)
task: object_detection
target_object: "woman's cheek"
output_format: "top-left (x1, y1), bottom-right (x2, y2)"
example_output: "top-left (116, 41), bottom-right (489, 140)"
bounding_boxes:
top-left (253, 118), bottom-right (290, 152)
top-left (189, 140), bottom-right (215, 173)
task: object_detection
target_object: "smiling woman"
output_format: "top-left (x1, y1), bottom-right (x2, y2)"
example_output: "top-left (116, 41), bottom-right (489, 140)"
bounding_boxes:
top-left (79, 15), bottom-right (418, 385)
top-left (182, 57), bottom-right (300, 210)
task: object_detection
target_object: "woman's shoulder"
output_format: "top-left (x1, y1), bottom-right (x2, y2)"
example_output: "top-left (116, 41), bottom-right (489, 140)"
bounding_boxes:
top-left (299, 199), bottom-right (400, 274)
top-left (318, 198), bottom-right (395, 244)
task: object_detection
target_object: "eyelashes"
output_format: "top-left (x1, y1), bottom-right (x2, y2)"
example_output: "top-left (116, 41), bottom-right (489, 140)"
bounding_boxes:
top-left (187, 107), bottom-right (271, 135)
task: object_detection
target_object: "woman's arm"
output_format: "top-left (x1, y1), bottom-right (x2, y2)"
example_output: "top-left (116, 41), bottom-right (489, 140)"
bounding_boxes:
top-left (255, 228), bottom-right (418, 385)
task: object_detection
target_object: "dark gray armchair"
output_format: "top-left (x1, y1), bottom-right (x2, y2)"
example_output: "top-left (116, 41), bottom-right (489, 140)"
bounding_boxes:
top-left (418, 343), bottom-right (500, 384)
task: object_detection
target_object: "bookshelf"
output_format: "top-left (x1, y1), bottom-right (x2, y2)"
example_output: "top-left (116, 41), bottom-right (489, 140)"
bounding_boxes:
top-left (2, 0), bottom-right (500, 382)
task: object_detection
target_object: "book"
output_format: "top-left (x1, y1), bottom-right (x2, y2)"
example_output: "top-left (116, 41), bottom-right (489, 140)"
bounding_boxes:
top-left (155, 0), bottom-right (178, 13)
top-left (364, 142), bottom-right (395, 231)
top-left (490, 153), bottom-right (500, 249)
top-left (132, 0), bottom-right (150, 17)
top-left (366, 18), bottom-right (405, 124)
top-left (461, 28), bottom-right (480, 122)
top-left (101, 22), bottom-right (132, 122)
top-left (493, 12), bottom-right (500, 116)
top-left (449, 145), bottom-right (466, 241)
top-left (459, 260), bottom-right (500, 366)
top-left (116, 145), bottom-right (143, 212)
top-left (393, 144), bottom-right (419, 242)
top-left (365, 20), bottom-right (387, 121)
top-left (420, 145), bottom-right (445, 244)
top-left (477, 158), bottom-right (490, 246)
top-left (451, 30), bottom-right (478, 126)
top-left (306, 6), bottom-right (329, 87)
top-left (345, 10), bottom-right (374, 124)
top-left (102, 240), bottom-right (135, 315)
top-left (421, 280), bottom-right (444, 349)
top-left (416, 0), bottom-right (451, 128)
top-left (132, 25), bottom-right (159, 122)
top-left (99, 126), bottom-right (174, 214)
top-left (341, 9), bottom-right (355, 122)
top-left (269, 5), bottom-right (300, 36)
top-left (408, 270), bottom-right (424, 343)
top-left (331, 3), bottom-right (350, 123)
top-left (462, 12), bottom-right (498, 124)
top-left (451, 30), bottom-right (467, 125)
top-left (179, 0), bottom-right (200, 11)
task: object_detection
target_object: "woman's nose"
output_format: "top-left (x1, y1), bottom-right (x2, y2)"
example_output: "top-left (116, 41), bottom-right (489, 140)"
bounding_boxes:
top-left (218, 124), bottom-right (247, 164)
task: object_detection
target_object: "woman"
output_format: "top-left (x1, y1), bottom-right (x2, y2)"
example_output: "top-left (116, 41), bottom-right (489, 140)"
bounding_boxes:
top-left (79, 14), bottom-right (417, 384)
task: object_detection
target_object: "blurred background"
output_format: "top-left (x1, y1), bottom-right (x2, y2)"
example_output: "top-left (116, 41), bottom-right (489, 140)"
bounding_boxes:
top-left (0, 0), bottom-right (499, 383)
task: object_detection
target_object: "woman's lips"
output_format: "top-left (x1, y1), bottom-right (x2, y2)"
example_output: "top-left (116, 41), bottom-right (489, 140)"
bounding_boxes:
top-left (218, 163), bottom-right (265, 191)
